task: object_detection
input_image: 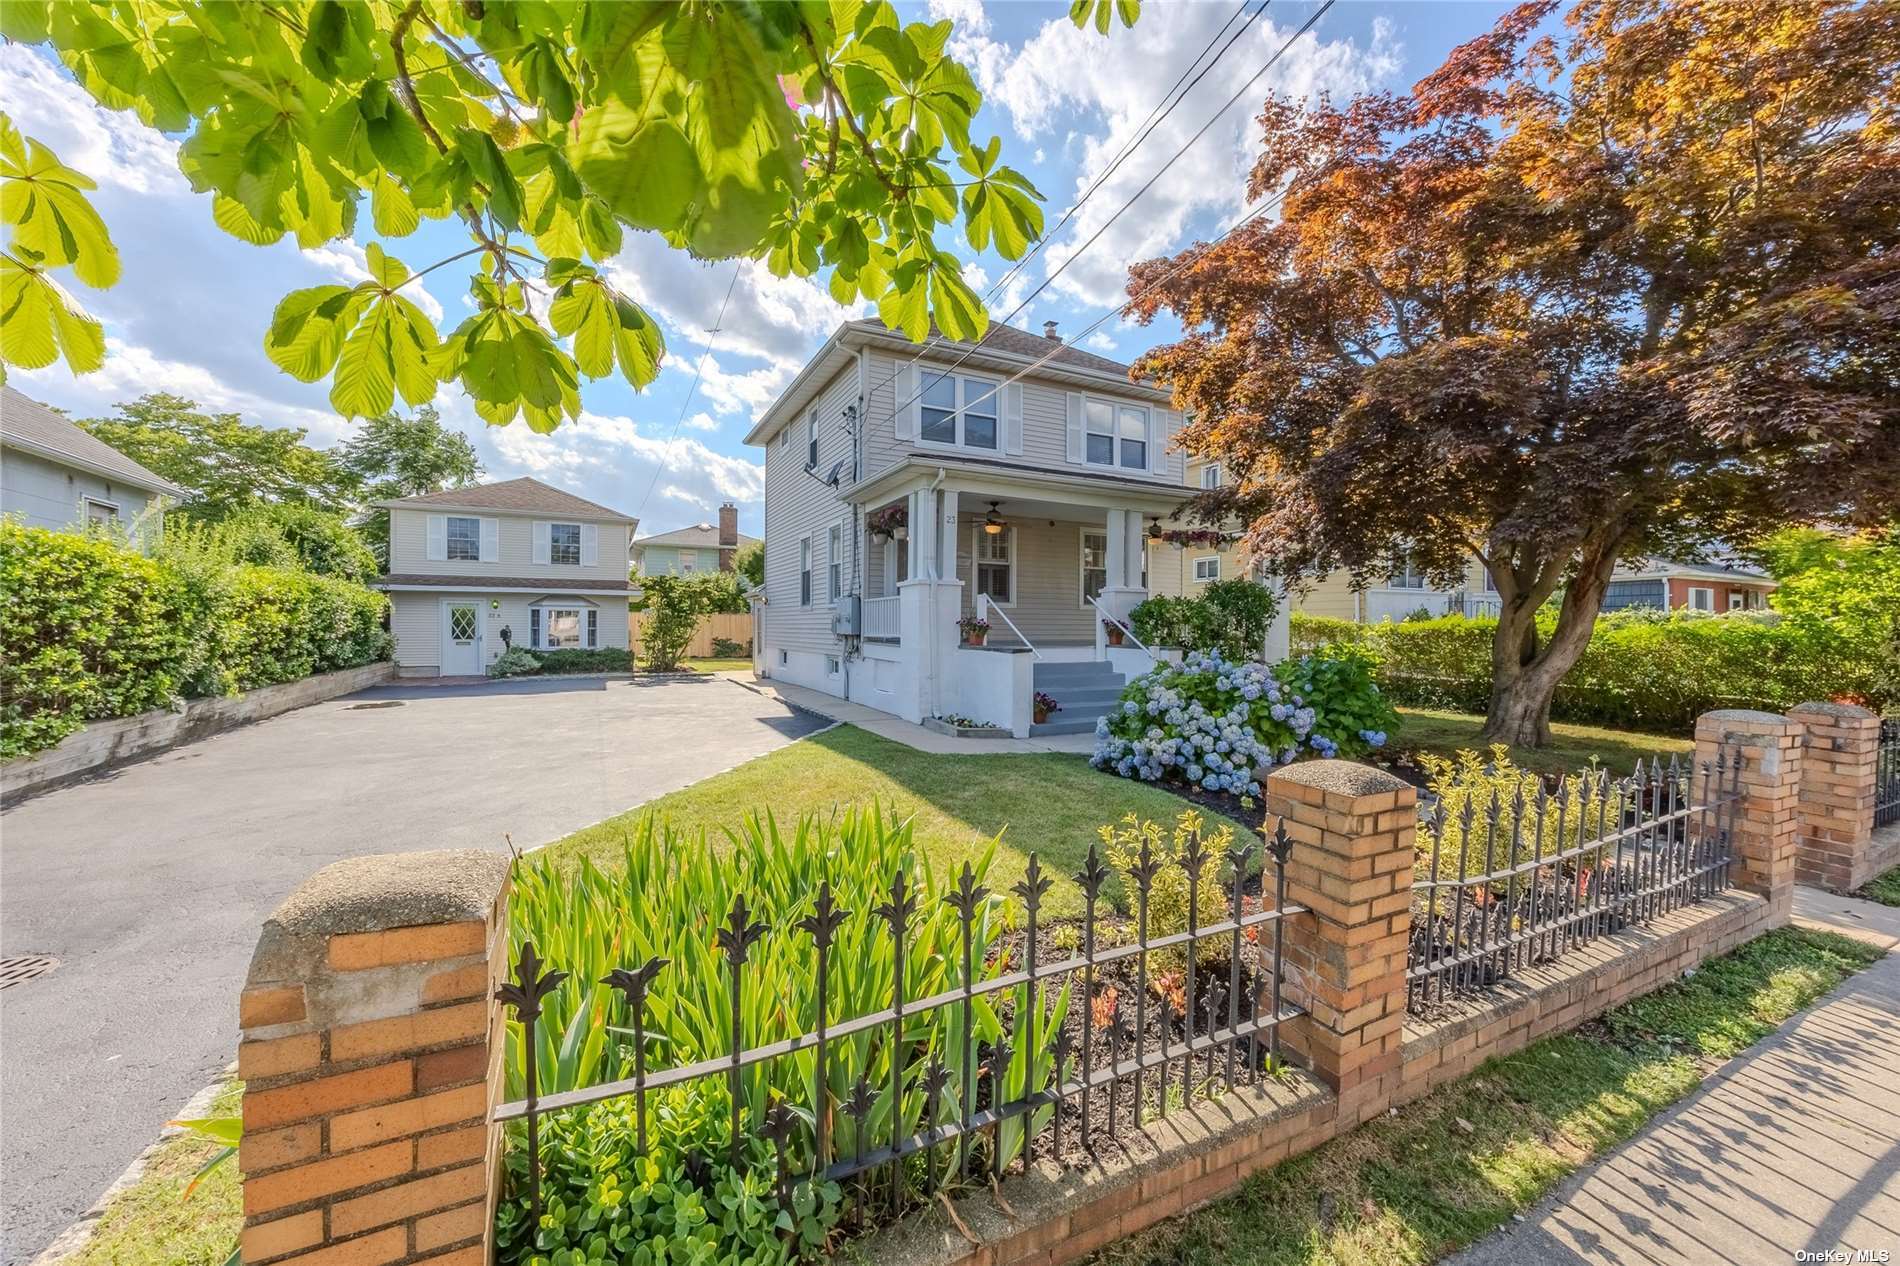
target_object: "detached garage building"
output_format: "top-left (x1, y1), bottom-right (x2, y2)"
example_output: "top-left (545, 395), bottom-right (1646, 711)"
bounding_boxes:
top-left (372, 477), bottom-right (635, 677)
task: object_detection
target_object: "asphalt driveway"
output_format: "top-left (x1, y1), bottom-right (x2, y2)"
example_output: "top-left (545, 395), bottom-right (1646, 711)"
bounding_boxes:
top-left (0, 674), bottom-right (826, 1263)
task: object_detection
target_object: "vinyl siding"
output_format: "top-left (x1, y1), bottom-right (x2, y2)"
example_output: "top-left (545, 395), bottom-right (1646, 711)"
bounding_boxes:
top-left (857, 351), bottom-right (1182, 487)
top-left (954, 516), bottom-right (1122, 645)
top-left (387, 507), bottom-right (631, 580)
top-left (761, 360), bottom-right (859, 658)
top-left (637, 544), bottom-right (722, 575)
top-left (1, 446), bottom-right (166, 546)
top-left (390, 589), bottom-right (629, 673)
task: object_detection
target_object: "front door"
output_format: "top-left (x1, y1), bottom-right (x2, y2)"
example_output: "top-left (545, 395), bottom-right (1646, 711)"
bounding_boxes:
top-left (442, 601), bottom-right (482, 675)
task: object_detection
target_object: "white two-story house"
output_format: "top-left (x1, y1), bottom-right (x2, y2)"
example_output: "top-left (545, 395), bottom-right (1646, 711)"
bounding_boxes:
top-left (372, 477), bottom-right (634, 676)
top-left (746, 320), bottom-right (1197, 736)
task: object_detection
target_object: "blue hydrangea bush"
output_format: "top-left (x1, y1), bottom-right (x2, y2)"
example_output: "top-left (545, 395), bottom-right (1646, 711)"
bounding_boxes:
top-left (1091, 649), bottom-right (1398, 793)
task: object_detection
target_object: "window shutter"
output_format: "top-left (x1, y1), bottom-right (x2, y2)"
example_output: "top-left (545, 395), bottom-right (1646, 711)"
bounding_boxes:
top-left (532, 521), bottom-right (550, 565)
top-left (580, 522), bottom-right (598, 567)
top-left (1150, 410), bottom-right (1176, 476)
top-left (1004, 383), bottom-right (1024, 455)
top-left (426, 514), bottom-right (446, 561)
top-left (530, 608), bottom-right (541, 649)
top-left (587, 609), bottom-right (598, 648)
top-left (893, 364), bottom-right (915, 440)
top-left (480, 517), bottom-right (500, 562)
top-left (1065, 393), bottom-right (1084, 463)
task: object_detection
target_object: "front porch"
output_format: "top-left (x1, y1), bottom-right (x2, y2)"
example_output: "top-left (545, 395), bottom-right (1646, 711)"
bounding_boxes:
top-left (844, 465), bottom-right (1192, 736)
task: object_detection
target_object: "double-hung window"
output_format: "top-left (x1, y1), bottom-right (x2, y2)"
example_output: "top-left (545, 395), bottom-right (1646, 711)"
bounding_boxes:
top-left (919, 372), bottom-right (999, 451)
top-left (1193, 556), bottom-right (1220, 583)
top-left (799, 537), bottom-right (813, 605)
top-left (1388, 560), bottom-right (1427, 589)
top-left (1081, 531), bottom-right (1108, 606)
top-left (1200, 463), bottom-right (1223, 489)
top-left (1084, 399), bottom-right (1149, 469)
top-left (827, 523), bottom-right (843, 602)
top-left (974, 527), bottom-right (1012, 604)
top-left (548, 522), bottom-right (582, 565)
top-left (446, 515), bottom-right (481, 561)
top-left (1687, 586), bottom-right (1714, 612)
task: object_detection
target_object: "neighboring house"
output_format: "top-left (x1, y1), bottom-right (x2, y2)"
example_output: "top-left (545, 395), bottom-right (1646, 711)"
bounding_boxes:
top-left (371, 477), bottom-right (635, 676)
top-left (746, 319), bottom-right (1196, 736)
top-left (1149, 460), bottom-right (1500, 621)
top-left (1604, 558), bottom-right (1776, 612)
top-left (631, 503), bottom-right (759, 576)
top-left (0, 386), bottom-right (183, 548)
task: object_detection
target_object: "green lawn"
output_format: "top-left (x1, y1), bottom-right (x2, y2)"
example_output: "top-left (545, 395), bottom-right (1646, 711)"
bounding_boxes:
top-left (680, 657), bottom-right (754, 674)
top-left (1392, 707), bottom-right (1694, 777)
top-left (70, 1082), bottom-right (242, 1266)
top-left (1852, 865), bottom-right (1900, 907)
top-left (1093, 927), bottom-right (1881, 1266)
top-left (531, 725), bottom-right (1259, 918)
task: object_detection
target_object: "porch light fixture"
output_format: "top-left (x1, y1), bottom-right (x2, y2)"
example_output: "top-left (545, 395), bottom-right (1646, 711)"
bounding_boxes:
top-left (982, 501), bottom-right (1005, 535)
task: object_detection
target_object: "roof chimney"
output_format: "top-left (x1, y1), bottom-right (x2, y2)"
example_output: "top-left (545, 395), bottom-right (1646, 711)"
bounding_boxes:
top-left (1042, 320), bottom-right (1062, 342)
top-left (718, 501), bottom-right (738, 548)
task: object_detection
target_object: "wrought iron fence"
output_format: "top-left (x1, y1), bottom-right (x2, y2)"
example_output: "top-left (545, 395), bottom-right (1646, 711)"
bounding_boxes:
top-left (1878, 718), bottom-right (1900, 829)
top-left (494, 825), bottom-right (1305, 1234)
top-left (1407, 749), bottom-right (1743, 1011)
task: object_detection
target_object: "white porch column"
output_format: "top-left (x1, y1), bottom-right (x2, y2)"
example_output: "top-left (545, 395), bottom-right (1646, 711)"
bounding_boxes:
top-left (1096, 507), bottom-right (1149, 661)
top-left (1123, 512), bottom-right (1146, 589)
top-left (1264, 580), bottom-right (1291, 664)
top-left (1104, 508), bottom-right (1127, 592)
top-left (912, 486), bottom-right (938, 580)
top-left (938, 489), bottom-right (959, 580)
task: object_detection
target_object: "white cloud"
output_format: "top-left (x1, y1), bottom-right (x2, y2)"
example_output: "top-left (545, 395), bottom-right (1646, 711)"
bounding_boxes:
top-left (681, 411), bottom-right (720, 432)
top-left (927, 0), bottom-right (990, 36)
top-left (953, 9), bottom-right (1400, 308)
top-left (0, 45), bottom-right (185, 196)
top-left (1083, 330), bottom-right (1117, 353)
top-left (692, 354), bottom-right (795, 418)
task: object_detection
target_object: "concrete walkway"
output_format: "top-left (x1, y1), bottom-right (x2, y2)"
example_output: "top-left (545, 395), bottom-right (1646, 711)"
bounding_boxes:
top-left (1451, 890), bottom-right (1900, 1266)
top-left (729, 675), bottom-right (1099, 755)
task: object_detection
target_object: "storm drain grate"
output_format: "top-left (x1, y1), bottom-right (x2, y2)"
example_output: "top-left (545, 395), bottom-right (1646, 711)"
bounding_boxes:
top-left (0, 955), bottom-right (58, 988)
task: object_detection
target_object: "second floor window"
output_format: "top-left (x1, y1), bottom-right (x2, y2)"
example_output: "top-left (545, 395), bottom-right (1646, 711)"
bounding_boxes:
top-left (920, 372), bottom-right (999, 450)
top-left (1085, 399), bottom-right (1148, 470)
top-left (1200, 464), bottom-right (1223, 489)
top-left (549, 522), bottom-right (582, 565)
top-left (446, 515), bottom-right (481, 561)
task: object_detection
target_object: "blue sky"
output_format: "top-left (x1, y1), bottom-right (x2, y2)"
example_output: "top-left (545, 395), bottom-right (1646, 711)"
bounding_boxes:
top-left (6, 1), bottom-right (1517, 539)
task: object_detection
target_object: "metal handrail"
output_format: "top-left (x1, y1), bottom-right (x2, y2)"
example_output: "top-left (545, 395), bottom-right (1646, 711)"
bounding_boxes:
top-left (976, 593), bottom-right (1042, 661)
top-left (1088, 594), bottom-right (1160, 667)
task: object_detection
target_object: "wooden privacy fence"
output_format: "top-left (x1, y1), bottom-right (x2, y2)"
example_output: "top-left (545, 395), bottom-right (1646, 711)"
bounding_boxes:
top-left (626, 610), bottom-right (753, 659)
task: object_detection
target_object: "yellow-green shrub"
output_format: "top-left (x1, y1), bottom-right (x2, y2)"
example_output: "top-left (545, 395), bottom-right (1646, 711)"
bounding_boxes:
top-left (1413, 745), bottom-right (1611, 893)
top-left (1099, 810), bottom-right (1232, 968)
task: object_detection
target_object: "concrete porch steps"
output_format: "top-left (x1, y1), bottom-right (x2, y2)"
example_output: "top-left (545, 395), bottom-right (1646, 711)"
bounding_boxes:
top-left (1030, 660), bottom-right (1126, 737)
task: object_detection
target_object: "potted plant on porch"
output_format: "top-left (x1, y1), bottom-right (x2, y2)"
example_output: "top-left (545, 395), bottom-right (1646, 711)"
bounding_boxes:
top-left (1033, 691), bottom-right (1061, 725)
top-left (867, 504), bottom-right (907, 543)
top-left (1103, 617), bottom-right (1127, 647)
top-left (959, 615), bottom-right (991, 647)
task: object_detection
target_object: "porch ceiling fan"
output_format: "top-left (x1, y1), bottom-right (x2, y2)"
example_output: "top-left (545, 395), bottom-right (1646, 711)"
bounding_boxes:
top-left (982, 500), bottom-right (1006, 536)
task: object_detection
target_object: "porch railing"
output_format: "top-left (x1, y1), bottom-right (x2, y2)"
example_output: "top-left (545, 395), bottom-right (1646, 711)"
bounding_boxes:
top-left (1878, 718), bottom-right (1900, 829)
top-left (863, 595), bottom-right (901, 642)
top-left (495, 829), bottom-right (1303, 1237)
top-left (1407, 748), bottom-right (1743, 1011)
top-left (976, 594), bottom-right (1041, 660)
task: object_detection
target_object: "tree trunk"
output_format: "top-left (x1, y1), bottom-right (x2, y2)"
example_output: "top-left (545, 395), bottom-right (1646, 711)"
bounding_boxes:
top-left (1480, 538), bottom-right (1622, 748)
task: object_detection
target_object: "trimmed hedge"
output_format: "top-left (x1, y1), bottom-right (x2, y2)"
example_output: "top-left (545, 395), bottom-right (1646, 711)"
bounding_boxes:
top-left (1, 523), bottom-right (390, 759)
top-left (1291, 609), bottom-right (1887, 735)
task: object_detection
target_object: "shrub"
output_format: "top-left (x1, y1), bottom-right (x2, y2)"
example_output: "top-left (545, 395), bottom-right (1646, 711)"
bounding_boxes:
top-left (1289, 608), bottom-right (1887, 733)
top-left (534, 647), bottom-right (632, 674)
top-left (1091, 649), bottom-right (1396, 791)
top-left (503, 808), bottom-right (1069, 1242)
top-left (1128, 580), bottom-right (1278, 659)
top-left (711, 635), bottom-right (750, 658)
top-left (487, 646), bottom-right (541, 678)
top-left (0, 522), bottom-right (390, 758)
top-left (640, 574), bottom-right (740, 670)
top-left (1412, 745), bottom-right (1605, 891)
top-left (1098, 811), bottom-right (1230, 970)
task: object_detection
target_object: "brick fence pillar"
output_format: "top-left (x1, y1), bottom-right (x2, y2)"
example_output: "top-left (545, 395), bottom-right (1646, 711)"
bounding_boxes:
top-left (237, 851), bottom-right (510, 1266)
top-left (1693, 709), bottom-right (1803, 920)
top-left (1786, 701), bottom-right (1881, 892)
top-left (1266, 759), bottom-right (1416, 1127)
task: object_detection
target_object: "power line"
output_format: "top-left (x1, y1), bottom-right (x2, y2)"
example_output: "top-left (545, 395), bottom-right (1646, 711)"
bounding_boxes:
top-left (632, 263), bottom-right (740, 524)
top-left (864, 0), bottom-right (1273, 415)
top-left (877, 0), bottom-right (1334, 429)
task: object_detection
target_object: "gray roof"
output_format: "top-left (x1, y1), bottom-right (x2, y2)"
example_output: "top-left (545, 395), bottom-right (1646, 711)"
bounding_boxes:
top-left (632, 523), bottom-right (761, 552)
top-left (376, 476), bottom-right (636, 522)
top-left (0, 387), bottom-right (184, 496)
top-left (376, 573), bottom-right (633, 592)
